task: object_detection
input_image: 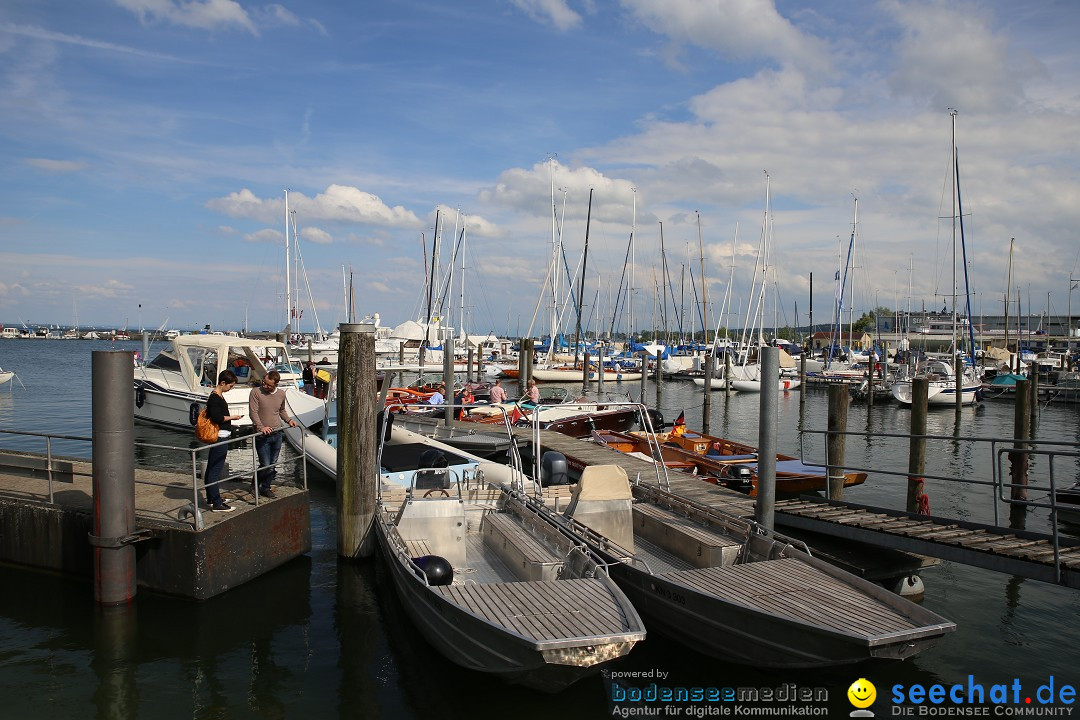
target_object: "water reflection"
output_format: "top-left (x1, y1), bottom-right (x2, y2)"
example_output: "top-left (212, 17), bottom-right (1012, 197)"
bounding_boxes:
top-left (92, 604), bottom-right (138, 720)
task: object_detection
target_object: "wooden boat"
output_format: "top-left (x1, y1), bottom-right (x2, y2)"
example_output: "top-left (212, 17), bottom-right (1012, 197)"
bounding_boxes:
top-left (550, 466), bottom-right (955, 667)
top-left (372, 435), bottom-right (646, 692)
top-left (461, 396), bottom-right (641, 439)
top-left (592, 428), bottom-right (866, 496)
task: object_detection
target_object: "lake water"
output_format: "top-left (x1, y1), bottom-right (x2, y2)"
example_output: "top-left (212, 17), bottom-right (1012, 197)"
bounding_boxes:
top-left (1, 339), bottom-right (1079, 718)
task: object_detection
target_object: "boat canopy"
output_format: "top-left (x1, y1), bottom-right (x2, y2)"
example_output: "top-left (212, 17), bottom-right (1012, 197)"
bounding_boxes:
top-left (147, 334), bottom-right (302, 390)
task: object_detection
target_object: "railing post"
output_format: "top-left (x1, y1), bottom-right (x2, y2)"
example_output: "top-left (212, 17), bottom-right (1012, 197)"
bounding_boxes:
top-left (337, 321), bottom-right (378, 559)
top-left (907, 377), bottom-right (929, 513)
top-left (755, 347), bottom-right (778, 530)
top-left (826, 384), bottom-right (848, 499)
top-left (91, 350), bottom-right (137, 605)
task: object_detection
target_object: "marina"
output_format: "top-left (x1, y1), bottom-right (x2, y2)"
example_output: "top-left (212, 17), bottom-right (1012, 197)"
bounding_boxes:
top-left (0, 338), bottom-right (1078, 717)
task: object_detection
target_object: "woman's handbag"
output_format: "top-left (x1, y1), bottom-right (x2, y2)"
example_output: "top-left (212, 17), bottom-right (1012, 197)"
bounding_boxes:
top-left (195, 409), bottom-right (220, 443)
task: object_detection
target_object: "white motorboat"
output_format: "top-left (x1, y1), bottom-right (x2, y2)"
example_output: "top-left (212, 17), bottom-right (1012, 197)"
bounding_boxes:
top-left (134, 334), bottom-right (325, 430)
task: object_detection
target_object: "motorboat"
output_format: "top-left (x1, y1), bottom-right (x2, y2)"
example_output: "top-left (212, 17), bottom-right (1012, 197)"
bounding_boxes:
top-left (134, 334), bottom-right (325, 430)
top-left (592, 428), bottom-right (866, 496)
top-left (371, 420), bottom-right (646, 691)
top-left (549, 465), bottom-right (955, 667)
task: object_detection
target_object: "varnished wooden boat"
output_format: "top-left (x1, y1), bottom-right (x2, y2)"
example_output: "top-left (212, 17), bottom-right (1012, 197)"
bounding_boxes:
top-left (592, 428), bottom-right (867, 496)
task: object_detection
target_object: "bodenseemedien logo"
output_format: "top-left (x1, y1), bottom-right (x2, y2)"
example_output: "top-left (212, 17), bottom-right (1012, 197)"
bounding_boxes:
top-left (849, 678), bottom-right (877, 717)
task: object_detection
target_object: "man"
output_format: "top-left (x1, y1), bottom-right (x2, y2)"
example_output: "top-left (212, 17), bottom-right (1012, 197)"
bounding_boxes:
top-left (302, 361), bottom-right (315, 395)
top-left (427, 384), bottom-right (445, 405)
top-left (488, 378), bottom-right (507, 404)
top-left (249, 370), bottom-right (298, 498)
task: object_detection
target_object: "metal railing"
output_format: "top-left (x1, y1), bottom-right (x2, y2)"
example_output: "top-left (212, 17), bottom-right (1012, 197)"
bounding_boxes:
top-left (0, 425), bottom-right (306, 531)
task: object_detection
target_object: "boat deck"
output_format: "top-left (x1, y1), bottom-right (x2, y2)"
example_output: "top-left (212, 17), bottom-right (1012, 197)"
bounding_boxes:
top-left (434, 575), bottom-right (634, 642)
top-left (663, 557), bottom-right (920, 639)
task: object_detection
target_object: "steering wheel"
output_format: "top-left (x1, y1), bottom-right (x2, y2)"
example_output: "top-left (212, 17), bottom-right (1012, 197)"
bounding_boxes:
top-left (423, 488), bottom-right (451, 498)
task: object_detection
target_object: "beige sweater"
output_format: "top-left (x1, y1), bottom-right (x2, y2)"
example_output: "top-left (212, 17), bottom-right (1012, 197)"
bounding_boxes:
top-left (249, 387), bottom-right (290, 429)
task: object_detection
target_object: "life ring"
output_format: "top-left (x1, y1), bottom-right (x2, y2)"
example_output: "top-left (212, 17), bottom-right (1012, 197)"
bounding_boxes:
top-left (189, 403), bottom-right (200, 426)
top-left (135, 386), bottom-right (146, 408)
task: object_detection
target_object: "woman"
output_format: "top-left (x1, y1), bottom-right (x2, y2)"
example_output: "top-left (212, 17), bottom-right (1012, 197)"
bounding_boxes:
top-left (204, 369), bottom-right (244, 512)
top-left (526, 378), bottom-right (540, 405)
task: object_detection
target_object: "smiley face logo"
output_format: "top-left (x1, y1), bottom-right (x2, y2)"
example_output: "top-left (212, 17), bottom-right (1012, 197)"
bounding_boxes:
top-left (848, 678), bottom-right (876, 709)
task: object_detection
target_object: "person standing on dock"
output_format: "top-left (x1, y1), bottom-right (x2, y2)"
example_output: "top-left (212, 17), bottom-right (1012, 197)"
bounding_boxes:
top-left (249, 370), bottom-right (298, 499)
top-left (205, 369), bottom-right (244, 512)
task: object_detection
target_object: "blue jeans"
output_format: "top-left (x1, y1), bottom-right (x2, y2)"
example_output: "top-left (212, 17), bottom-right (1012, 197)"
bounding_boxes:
top-left (254, 431), bottom-right (283, 491)
top-left (204, 443), bottom-right (228, 505)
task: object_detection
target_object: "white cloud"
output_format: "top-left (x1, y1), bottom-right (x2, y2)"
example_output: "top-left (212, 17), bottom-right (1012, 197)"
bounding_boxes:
top-left (114, 0), bottom-right (259, 34)
top-left (620, 0), bottom-right (831, 74)
top-left (509, 0), bottom-right (584, 31)
top-left (300, 226), bottom-right (332, 245)
top-left (23, 157), bottom-right (86, 173)
top-left (206, 185), bottom-right (424, 229)
top-left (244, 228), bottom-right (282, 244)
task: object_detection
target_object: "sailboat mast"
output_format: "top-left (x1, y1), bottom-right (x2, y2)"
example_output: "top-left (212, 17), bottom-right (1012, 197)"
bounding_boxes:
top-left (950, 108), bottom-right (958, 355)
top-left (697, 211), bottom-right (708, 346)
top-left (574, 188), bottom-right (593, 365)
top-left (283, 189), bottom-right (292, 335)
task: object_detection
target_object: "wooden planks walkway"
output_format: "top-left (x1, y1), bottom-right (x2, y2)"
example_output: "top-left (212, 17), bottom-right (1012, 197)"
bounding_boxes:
top-left (516, 428), bottom-right (1080, 589)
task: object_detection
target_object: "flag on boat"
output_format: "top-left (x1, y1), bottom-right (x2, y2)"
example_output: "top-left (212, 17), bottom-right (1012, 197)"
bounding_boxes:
top-left (671, 410), bottom-right (685, 438)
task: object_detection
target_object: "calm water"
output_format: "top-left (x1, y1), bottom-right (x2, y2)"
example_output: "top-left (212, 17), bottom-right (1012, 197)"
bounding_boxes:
top-left (1, 340), bottom-right (1079, 718)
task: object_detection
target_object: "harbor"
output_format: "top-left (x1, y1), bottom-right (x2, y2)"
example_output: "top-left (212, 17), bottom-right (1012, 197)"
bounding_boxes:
top-left (0, 338), bottom-right (1078, 717)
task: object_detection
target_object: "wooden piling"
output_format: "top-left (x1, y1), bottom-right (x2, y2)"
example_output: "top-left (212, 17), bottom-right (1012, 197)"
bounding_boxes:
top-left (1011, 378), bottom-right (1030, 501)
top-left (582, 352), bottom-right (590, 393)
top-left (724, 351), bottom-right (732, 397)
top-left (702, 352), bottom-right (712, 435)
top-left (467, 347), bottom-right (474, 383)
top-left (1029, 371), bottom-right (1038, 422)
top-left (337, 322), bottom-right (377, 559)
top-left (906, 377), bottom-right (928, 513)
top-left (654, 349), bottom-right (663, 397)
top-left (826, 384), bottom-right (848, 499)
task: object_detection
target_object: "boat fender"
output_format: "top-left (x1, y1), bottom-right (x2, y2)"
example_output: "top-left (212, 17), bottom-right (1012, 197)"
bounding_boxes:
top-left (413, 555), bottom-right (453, 586)
top-left (189, 403), bottom-right (200, 426)
top-left (135, 386), bottom-right (146, 408)
top-left (975, 387), bottom-right (984, 402)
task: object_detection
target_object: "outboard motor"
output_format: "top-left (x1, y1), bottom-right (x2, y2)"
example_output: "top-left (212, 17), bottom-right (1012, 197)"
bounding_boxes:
top-left (644, 407), bottom-right (665, 431)
top-left (723, 465), bottom-right (754, 492)
top-left (541, 451), bottom-right (569, 487)
top-left (413, 555), bottom-right (454, 586)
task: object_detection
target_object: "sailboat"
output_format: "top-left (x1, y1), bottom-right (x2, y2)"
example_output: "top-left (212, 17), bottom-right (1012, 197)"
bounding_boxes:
top-left (892, 110), bottom-right (981, 407)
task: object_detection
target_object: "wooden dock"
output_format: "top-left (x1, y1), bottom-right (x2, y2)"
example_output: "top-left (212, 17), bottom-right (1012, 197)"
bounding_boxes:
top-left (515, 428), bottom-right (1080, 589)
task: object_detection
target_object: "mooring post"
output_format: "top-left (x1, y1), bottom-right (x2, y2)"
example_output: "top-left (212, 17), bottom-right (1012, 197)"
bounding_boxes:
top-left (755, 347), bottom-right (779, 530)
top-left (638, 351), bottom-right (648, 404)
top-left (443, 329), bottom-right (456, 427)
top-left (582, 351), bottom-right (591, 394)
top-left (724, 351), bottom-right (732, 397)
top-left (91, 350), bottom-right (137, 605)
top-left (906, 377), bottom-right (929, 513)
top-left (466, 346), bottom-right (474, 383)
top-left (524, 338), bottom-right (534, 386)
top-left (826, 383), bottom-right (848, 499)
top-left (597, 346), bottom-right (605, 394)
top-left (702, 352), bottom-right (712, 435)
top-left (337, 322), bottom-right (378, 559)
top-left (799, 354), bottom-right (806, 412)
top-left (1029, 371), bottom-right (1038, 423)
top-left (654, 349), bottom-right (663, 398)
top-left (1010, 378), bottom-right (1030, 502)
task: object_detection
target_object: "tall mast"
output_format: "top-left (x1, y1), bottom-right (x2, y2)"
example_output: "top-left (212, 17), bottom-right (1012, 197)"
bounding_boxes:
top-left (630, 188), bottom-right (637, 343)
top-left (283, 189), bottom-right (292, 335)
top-left (697, 210), bottom-right (708, 345)
top-left (950, 108), bottom-right (958, 354)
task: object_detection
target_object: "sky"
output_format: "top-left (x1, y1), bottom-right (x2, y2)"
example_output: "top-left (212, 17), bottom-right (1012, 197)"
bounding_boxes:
top-left (2, 0), bottom-right (1079, 337)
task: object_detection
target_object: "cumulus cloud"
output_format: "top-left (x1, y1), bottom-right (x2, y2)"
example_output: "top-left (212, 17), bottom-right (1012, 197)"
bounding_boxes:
top-left (115, 0), bottom-right (258, 34)
top-left (206, 185), bottom-right (423, 229)
top-left (621, 0), bottom-right (831, 74)
top-left (509, 0), bottom-right (584, 31)
top-left (23, 157), bottom-right (86, 173)
top-left (300, 226), bottom-right (332, 244)
top-left (479, 159), bottom-right (639, 224)
top-left (429, 205), bottom-right (503, 239)
top-left (244, 228), bottom-right (282, 244)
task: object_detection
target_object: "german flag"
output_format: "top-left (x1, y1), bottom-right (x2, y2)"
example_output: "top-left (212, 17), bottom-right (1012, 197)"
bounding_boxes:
top-left (671, 410), bottom-right (686, 437)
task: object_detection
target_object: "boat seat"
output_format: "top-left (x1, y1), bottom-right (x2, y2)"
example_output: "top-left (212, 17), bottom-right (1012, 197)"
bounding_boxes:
top-left (632, 502), bottom-right (742, 569)
top-left (564, 464), bottom-right (635, 553)
top-left (482, 512), bottom-right (562, 582)
top-left (396, 496), bottom-right (466, 568)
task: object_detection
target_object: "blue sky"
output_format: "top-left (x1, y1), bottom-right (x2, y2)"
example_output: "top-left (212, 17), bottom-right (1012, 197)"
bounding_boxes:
top-left (2, 0), bottom-right (1079, 336)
